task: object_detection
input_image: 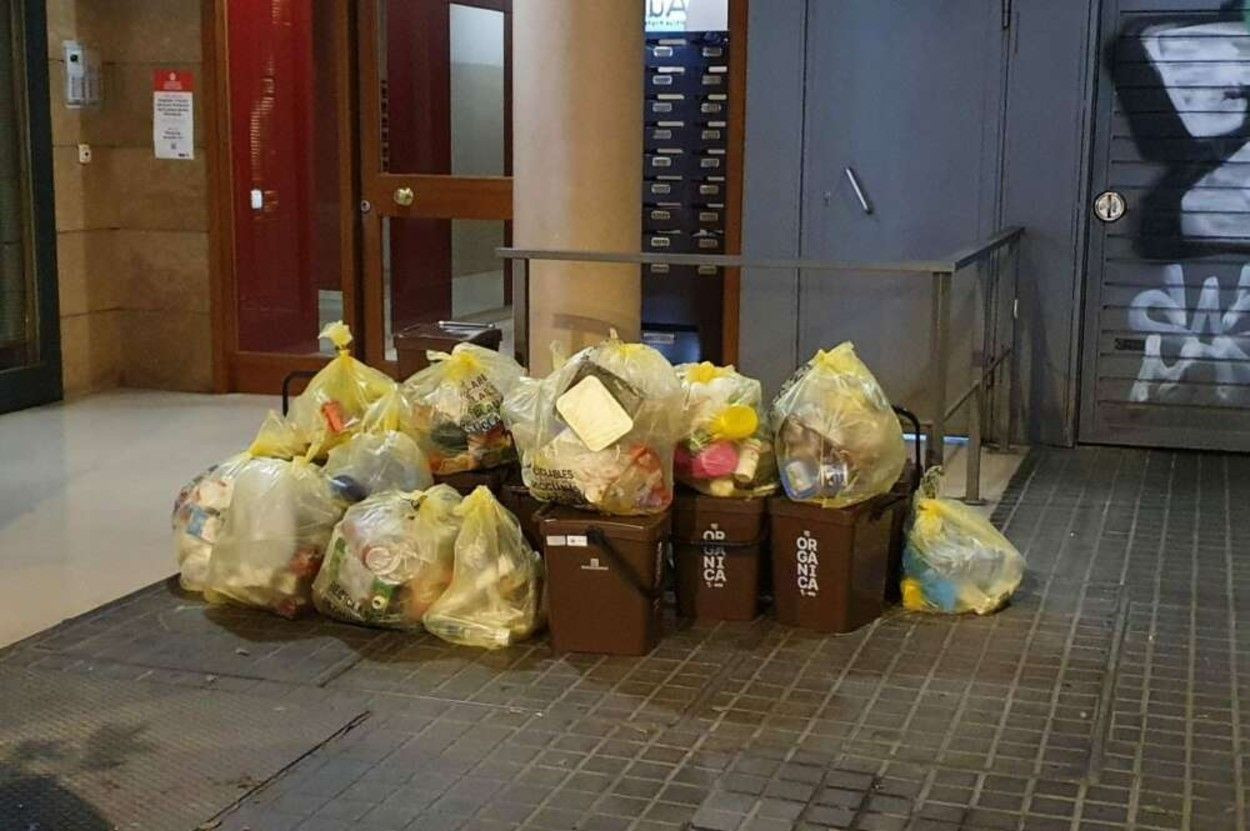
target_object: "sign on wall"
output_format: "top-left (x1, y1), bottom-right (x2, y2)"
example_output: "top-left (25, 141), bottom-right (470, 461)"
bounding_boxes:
top-left (645, 0), bottom-right (728, 32)
top-left (153, 70), bottom-right (194, 160)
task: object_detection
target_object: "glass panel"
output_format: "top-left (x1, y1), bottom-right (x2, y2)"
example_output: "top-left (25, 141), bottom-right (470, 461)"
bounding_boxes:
top-left (231, 0), bottom-right (343, 354)
top-left (379, 1), bottom-right (506, 175)
top-left (0, 0), bottom-right (36, 373)
top-left (382, 217), bottom-right (510, 359)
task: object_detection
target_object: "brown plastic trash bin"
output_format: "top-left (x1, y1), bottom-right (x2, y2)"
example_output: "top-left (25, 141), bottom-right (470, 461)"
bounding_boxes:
top-left (673, 492), bottom-right (766, 621)
top-left (540, 506), bottom-right (671, 655)
top-left (394, 321), bottom-right (503, 378)
top-left (768, 491), bottom-right (908, 633)
top-left (434, 464), bottom-right (512, 497)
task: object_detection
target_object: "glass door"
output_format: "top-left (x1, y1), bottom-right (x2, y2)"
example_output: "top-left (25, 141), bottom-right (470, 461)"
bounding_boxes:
top-left (0, 0), bottom-right (59, 413)
top-left (358, 0), bottom-right (513, 371)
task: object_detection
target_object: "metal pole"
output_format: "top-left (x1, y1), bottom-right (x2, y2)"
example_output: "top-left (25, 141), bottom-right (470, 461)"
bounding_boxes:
top-left (966, 375), bottom-right (986, 505)
top-left (513, 257), bottom-right (530, 367)
top-left (1005, 241), bottom-right (1022, 450)
top-left (929, 271), bottom-right (952, 467)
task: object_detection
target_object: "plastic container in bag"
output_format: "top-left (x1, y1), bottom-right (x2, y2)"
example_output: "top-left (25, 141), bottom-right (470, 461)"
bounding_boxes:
top-left (203, 457), bottom-right (347, 618)
top-left (323, 430), bottom-right (433, 503)
top-left (288, 322), bottom-right (396, 459)
top-left (504, 333), bottom-right (684, 515)
top-left (172, 453), bottom-right (253, 593)
top-left (423, 486), bottom-right (544, 648)
top-left (902, 470), bottom-right (1024, 615)
top-left (404, 343), bottom-right (524, 475)
top-left (312, 485), bottom-right (463, 629)
top-left (674, 362), bottom-right (777, 498)
top-left (770, 342), bottom-right (906, 508)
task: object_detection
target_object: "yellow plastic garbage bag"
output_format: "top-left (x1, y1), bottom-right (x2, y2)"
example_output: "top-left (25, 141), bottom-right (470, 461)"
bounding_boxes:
top-left (674, 362), bottom-right (777, 498)
top-left (770, 342), bottom-right (906, 508)
top-left (423, 486), bottom-right (543, 648)
top-left (203, 457), bottom-right (347, 618)
top-left (403, 343), bottom-right (524, 475)
top-left (288, 322), bottom-right (395, 459)
top-left (503, 332), bottom-right (683, 514)
top-left (173, 415), bottom-right (319, 593)
top-left (323, 430), bottom-right (433, 503)
top-left (248, 410), bottom-right (309, 460)
top-left (902, 470), bottom-right (1024, 615)
top-left (359, 383), bottom-right (421, 440)
top-left (172, 453), bottom-right (253, 593)
top-left (312, 485), bottom-right (462, 629)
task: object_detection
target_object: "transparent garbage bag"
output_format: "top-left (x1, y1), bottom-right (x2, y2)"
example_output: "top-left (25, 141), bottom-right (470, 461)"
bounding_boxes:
top-left (770, 342), bottom-right (906, 508)
top-left (503, 332), bottom-right (683, 515)
top-left (423, 486), bottom-right (543, 648)
top-left (173, 415), bottom-right (314, 593)
top-left (403, 343), bottom-right (524, 475)
top-left (203, 457), bottom-right (347, 618)
top-left (323, 430), bottom-right (433, 503)
top-left (902, 470), bottom-right (1024, 615)
top-left (288, 322), bottom-right (395, 459)
top-left (172, 453), bottom-right (252, 593)
top-left (674, 362), bottom-right (777, 498)
top-left (312, 484), bottom-right (463, 629)
top-left (248, 410), bottom-right (308, 460)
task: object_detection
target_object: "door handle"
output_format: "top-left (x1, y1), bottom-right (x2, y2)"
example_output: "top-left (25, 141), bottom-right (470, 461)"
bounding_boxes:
top-left (844, 167), bottom-right (873, 215)
top-left (393, 186), bottom-right (415, 207)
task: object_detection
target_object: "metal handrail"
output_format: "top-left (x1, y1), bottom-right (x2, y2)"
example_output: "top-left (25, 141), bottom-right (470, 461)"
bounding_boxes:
top-left (495, 225), bottom-right (1023, 276)
top-left (496, 226), bottom-right (1024, 504)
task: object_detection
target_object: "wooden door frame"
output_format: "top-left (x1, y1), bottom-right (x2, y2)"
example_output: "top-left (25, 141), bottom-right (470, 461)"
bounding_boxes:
top-left (205, 0), bottom-right (362, 394)
top-left (357, 0), bottom-right (514, 372)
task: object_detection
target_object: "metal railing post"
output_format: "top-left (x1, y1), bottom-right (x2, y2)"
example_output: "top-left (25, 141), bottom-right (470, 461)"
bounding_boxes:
top-left (966, 371), bottom-right (986, 505)
top-left (929, 270), bottom-right (952, 468)
top-left (1005, 240), bottom-right (1022, 450)
top-left (513, 256), bottom-right (530, 367)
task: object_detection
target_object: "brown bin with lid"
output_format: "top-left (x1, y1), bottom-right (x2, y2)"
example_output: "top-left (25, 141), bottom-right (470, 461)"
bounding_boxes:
top-left (540, 506), bottom-right (671, 655)
top-left (672, 492), bottom-right (766, 621)
top-left (394, 321), bottom-right (504, 378)
top-left (433, 464), bottom-right (512, 497)
top-left (768, 490), bottom-right (909, 633)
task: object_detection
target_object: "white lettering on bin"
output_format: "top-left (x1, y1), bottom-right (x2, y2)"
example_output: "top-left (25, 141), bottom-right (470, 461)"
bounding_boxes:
top-left (796, 531), bottom-right (819, 597)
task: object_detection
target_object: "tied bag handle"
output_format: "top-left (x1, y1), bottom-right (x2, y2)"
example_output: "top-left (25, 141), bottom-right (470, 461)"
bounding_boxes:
top-left (585, 527), bottom-right (664, 601)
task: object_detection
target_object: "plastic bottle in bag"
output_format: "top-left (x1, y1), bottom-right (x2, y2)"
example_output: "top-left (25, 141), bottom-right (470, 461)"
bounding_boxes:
top-left (423, 486), bottom-right (543, 648)
top-left (503, 333), bottom-right (684, 515)
top-left (203, 457), bottom-right (347, 618)
top-left (403, 343), bottom-right (524, 475)
top-left (901, 470), bottom-right (1024, 615)
top-left (313, 485), bottom-right (463, 629)
top-left (323, 430), bottom-right (433, 503)
top-left (770, 342), bottom-right (906, 508)
top-left (288, 322), bottom-right (396, 459)
top-left (674, 362), bottom-right (777, 498)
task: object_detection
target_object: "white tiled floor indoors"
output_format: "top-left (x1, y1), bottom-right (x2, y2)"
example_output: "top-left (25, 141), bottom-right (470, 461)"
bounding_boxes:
top-left (0, 390), bottom-right (272, 646)
top-left (0, 390), bottom-right (1024, 649)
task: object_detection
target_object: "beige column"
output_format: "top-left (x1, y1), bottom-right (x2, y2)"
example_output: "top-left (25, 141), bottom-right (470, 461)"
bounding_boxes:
top-left (513, 0), bottom-right (642, 375)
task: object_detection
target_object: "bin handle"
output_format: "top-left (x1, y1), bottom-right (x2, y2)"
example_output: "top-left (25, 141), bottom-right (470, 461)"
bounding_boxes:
top-left (585, 527), bottom-right (664, 601)
top-left (892, 405), bottom-right (924, 486)
top-left (671, 532), bottom-right (768, 550)
top-left (868, 490), bottom-right (910, 523)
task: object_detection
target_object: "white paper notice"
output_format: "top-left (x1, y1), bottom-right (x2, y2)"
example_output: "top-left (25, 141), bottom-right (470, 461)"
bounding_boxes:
top-left (153, 70), bottom-right (194, 160)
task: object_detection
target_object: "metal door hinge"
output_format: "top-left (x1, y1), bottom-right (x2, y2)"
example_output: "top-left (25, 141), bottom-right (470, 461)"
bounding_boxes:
top-left (1002, 0), bottom-right (1012, 29)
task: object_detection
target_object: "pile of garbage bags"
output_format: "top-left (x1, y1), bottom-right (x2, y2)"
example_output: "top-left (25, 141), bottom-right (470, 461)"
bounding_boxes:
top-left (172, 323), bottom-right (543, 644)
top-left (175, 323), bottom-right (1023, 639)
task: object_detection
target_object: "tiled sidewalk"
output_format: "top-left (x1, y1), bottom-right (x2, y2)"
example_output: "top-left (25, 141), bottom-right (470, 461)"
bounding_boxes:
top-left (1, 447), bottom-right (1244, 830)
